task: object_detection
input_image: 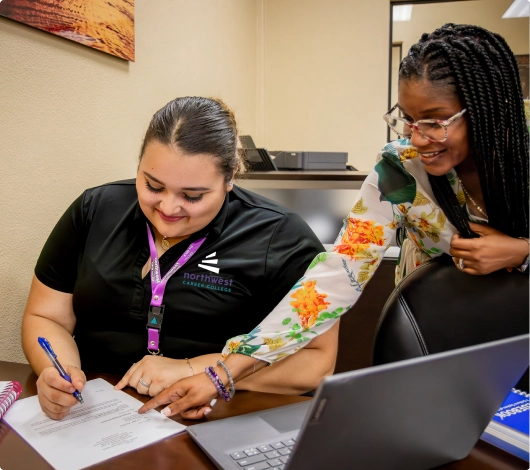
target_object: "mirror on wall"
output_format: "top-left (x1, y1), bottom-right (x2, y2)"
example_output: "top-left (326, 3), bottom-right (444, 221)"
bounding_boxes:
top-left (388, 0), bottom-right (530, 141)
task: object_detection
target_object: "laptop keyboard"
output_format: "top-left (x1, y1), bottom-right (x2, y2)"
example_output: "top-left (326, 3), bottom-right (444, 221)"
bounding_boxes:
top-left (228, 438), bottom-right (296, 470)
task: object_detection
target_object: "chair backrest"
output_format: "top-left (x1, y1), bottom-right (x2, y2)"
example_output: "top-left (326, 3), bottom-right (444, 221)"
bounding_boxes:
top-left (372, 255), bottom-right (529, 366)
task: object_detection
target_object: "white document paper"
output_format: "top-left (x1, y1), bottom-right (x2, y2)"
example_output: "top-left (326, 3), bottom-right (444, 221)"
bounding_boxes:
top-left (3, 378), bottom-right (186, 470)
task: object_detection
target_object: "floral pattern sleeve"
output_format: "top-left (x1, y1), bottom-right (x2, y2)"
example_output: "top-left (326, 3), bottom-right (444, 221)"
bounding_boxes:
top-left (221, 139), bottom-right (464, 363)
top-left (222, 169), bottom-right (401, 363)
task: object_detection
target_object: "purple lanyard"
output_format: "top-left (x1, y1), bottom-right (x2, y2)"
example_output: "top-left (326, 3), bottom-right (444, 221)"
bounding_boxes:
top-left (146, 223), bottom-right (207, 354)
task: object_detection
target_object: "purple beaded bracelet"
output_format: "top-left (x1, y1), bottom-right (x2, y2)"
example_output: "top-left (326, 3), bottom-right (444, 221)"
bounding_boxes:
top-left (204, 367), bottom-right (221, 396)
top-left (205, 366), bottom-right (230, 402)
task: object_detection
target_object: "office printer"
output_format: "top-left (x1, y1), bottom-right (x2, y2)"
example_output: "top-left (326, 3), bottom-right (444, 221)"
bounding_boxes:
top-left (271, 150), bottom-right (348, 170)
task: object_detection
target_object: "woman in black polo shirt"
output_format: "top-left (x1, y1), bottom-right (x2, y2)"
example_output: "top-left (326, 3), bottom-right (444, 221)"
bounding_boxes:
top-left (22, 96), bottom-right (339, 420)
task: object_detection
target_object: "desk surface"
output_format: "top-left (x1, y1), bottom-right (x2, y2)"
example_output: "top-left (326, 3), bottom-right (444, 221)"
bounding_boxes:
top-left (0, 361), bottom-right (527, 470)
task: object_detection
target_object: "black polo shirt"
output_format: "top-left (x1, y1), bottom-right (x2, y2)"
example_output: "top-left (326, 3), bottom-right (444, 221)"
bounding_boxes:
top-left (35, 180), bottom-right (323, 374)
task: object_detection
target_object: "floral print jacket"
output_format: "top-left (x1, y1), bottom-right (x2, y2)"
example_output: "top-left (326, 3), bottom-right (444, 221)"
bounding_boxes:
top-left (222, 140), bottom-right (481, 363)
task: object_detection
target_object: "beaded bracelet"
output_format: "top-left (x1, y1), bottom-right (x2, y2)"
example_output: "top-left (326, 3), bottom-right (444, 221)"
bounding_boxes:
top-left (216, 360), bottom-right (235, 398)
top-left (206, 367), bottom-right (230, 402)
top-left (205, 366), bottom-right (230, 401)
top-left (205, 367), bottom-right (223, 397)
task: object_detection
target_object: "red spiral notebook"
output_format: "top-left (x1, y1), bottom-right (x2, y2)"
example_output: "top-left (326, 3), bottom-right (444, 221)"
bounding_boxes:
top-left (0, 381), bottom-right (23, 420)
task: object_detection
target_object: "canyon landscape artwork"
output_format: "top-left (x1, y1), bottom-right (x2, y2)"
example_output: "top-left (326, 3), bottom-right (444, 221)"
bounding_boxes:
top-left (0, 0), bottom-right (134, 61)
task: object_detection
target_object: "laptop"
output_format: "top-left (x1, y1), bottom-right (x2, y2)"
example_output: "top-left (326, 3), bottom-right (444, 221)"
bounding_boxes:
top-left (187, 334), bottom-right (529, 470)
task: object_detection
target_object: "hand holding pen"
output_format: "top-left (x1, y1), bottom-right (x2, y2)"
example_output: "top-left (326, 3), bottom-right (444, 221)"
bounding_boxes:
top-left (37, 337), bottom-right (85, 419)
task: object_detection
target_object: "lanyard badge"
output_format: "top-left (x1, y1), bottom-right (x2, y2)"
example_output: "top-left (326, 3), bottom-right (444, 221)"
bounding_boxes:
top-left (146, 223), bottom-right (207, 354)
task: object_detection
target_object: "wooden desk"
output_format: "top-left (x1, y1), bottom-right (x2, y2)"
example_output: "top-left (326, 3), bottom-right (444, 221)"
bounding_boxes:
top-left (0, 361), bottom-right (527, 470)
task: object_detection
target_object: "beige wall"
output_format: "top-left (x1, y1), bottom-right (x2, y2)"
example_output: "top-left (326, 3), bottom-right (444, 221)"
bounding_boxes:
top-left (261, 0), bottom-right (390, 171)
top-left (0, 0), bottom-right (259, 363)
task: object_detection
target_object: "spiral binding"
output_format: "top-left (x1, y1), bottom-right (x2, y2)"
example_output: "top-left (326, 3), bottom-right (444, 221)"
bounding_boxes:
top-left (512, 388), bottom-right (529, 398)
top-left (0, 381), bottom-right (22, 419)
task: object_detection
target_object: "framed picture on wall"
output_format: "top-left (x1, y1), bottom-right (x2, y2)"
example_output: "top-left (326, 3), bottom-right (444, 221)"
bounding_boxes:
top-left (0, 0), bottom-right (134, 61)
top-left (516, 55), bottom-right (529, 99)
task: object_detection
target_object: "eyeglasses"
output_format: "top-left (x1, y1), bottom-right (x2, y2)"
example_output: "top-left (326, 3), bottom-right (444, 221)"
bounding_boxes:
top-left (383, 105), bottom-right (467, 143)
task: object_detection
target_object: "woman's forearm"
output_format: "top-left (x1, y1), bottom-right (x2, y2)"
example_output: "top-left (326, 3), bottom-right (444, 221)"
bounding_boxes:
top-left (22, 314), bottom-right (80, 375)
top-left (211, 320), bottom-right (339, 395)
top-left (187, 346), bottom-right (334, 396)
top-left (186, 353), bottom-right (268, 383)
top-left (236, 347), bottom-right (335, 395)
top-left (236, 320), bottom-right (339, 394)
top-left (22, 276), bottom-right (80, 375)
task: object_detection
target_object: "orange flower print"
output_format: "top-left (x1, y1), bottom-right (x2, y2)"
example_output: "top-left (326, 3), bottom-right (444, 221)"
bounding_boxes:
top-left (408, 211), bottom-right (443, 243)
top-left (387, 220), bottom-right (399, 230)
top-left (334, 218), bottom-right (385, 260)
top-left (227, 340), bottom-right (241, 354)
top-left (398, 204), bottom-right (410, 215)
top-left (290, 280), bottom-right (330, 330)
top-left (399, 148), bottom-right (419, 162)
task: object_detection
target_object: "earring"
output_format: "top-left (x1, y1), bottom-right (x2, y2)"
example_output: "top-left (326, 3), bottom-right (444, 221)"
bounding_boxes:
top-left (228, 181), bottom-right (233, 187)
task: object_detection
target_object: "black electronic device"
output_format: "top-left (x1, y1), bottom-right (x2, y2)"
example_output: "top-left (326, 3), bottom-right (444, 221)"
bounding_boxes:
top-left (240, 135), bottom-right (277, 172)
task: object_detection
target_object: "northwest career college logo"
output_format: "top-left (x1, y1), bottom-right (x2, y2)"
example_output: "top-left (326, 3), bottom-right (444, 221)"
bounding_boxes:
top-left (198, 252), bottom-right (219, 274)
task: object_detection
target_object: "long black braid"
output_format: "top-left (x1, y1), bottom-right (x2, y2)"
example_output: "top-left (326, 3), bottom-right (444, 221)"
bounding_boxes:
top-left (399, 23), bottom-right (529, 239)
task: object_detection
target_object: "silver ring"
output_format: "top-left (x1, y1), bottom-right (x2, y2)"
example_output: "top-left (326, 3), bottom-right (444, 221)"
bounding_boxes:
top-left (458, 258), bottom-right (465, 270)
top-left (138, 378), bottom-right (150, 388)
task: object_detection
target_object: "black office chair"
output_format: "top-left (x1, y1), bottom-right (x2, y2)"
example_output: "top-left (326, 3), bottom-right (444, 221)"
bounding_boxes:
top-left (372, 255), bottom-right (529, 388)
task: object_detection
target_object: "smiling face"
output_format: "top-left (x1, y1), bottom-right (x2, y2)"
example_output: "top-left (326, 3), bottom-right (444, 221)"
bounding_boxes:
top-left (398, 79), bottom-right (472, 176)
top-left (136, 140), bottom-right (233, 239)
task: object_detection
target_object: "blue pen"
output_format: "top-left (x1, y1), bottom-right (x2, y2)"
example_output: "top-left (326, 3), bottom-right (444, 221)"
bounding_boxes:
top-left (37, 337), bottom-right (84, 404)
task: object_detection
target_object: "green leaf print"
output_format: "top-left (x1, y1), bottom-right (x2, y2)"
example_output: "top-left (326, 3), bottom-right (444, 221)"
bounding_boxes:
top-left (309, 253), bottom-right (327, 269)
top-left (292, 324), bottom-right (301, 330)
top-left (426, 247), bottom-right (441, 256)
top-left (446, 170), bottom-right (458, 186)
top-left (282, 318), bottom-right (292, 325)
top-left (374, 151), bottom-right (416, 205)
top-left (234, 344), bottom-right (261, 356)
top-left (317, 312), bottom-right (339, 321)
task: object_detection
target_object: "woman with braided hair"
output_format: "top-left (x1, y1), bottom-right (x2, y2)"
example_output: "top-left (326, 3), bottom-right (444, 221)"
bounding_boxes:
top-left (140, 24), bottom-right (530, 419)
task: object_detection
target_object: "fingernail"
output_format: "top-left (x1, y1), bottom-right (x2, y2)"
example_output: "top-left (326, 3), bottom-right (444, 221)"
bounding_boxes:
top-left (204, 408), bottom-right (212, 415)
top-left (69, 387), bottom-right (75, 393)
top-left (161, 407), bottom-right (171, 416)
top-left (210, 399), bottom-right (217, 407)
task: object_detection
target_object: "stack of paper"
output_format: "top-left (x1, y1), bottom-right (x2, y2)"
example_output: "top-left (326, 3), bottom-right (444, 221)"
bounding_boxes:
top-left (3, 378), bottom-right (186, 470)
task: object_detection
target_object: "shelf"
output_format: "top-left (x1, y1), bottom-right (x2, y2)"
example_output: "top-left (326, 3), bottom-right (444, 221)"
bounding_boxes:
top-left (236, 171), bottom-right (369, 190)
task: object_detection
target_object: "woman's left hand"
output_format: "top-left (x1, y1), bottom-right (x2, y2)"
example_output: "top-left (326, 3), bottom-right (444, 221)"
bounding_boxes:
top-left (450, 222), bottom-right (528, 275)
top-left (138, 372), bottom-right (218, 419)
top-left (114, 355), bottom-right (194, 396)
